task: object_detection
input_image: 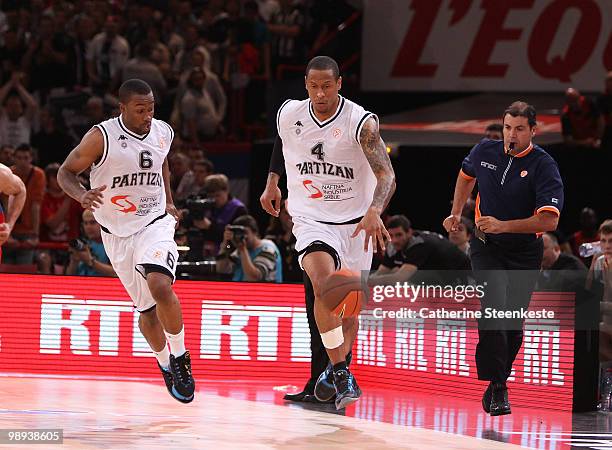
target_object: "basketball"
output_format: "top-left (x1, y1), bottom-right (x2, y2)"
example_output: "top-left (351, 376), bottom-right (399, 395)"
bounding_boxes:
top-left (320, 269), bottom-right (366, 318)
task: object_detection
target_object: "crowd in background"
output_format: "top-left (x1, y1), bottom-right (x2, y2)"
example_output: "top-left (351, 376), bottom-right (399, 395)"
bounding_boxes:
top-left (0, 0), bottom-right (609, 293)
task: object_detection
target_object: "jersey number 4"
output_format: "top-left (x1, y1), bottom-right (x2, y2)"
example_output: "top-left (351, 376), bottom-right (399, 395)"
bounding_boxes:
top-left (139, 150), bottom-right (153, 169)
top-left (311, 142), bottom-right (325, 161)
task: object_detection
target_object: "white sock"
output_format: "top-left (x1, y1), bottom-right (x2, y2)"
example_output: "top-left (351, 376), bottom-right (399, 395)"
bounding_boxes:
top-left (165, 327), bottom-right (186, 357)
top-left (153, 343), bottom-right (170, 370)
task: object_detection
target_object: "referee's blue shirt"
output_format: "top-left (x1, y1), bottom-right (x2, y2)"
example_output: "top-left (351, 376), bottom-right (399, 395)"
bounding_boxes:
top-left (461, 139), bottom-right (564, 245)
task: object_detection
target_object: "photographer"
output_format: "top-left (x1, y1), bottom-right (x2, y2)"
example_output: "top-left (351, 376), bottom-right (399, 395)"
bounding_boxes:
top-left (65, 210), bottom-right (115, 277)
top-left (216, 215), bottom-right (282, 282)
top-left (185, 174), bottom-right (247, 258)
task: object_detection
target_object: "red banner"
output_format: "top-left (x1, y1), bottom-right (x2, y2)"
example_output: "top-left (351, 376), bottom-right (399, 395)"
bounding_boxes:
top-left (363, 0), bottom-right (612, 91)
top-left (0, 274), bottom-right (574, 410)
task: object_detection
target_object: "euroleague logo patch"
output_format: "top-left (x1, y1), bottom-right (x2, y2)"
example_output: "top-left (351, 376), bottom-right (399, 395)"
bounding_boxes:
top-left (520, 170), bottom-right (528, 178)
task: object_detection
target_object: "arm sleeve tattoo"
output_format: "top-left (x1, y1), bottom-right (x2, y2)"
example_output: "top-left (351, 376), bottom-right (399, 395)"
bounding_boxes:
top-left (359, 116), bottom-right (396, 210)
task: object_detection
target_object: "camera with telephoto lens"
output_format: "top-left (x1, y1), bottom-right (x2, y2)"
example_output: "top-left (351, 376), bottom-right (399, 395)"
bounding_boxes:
top-left (184, 197), bottom-right (216, 221)
top-left (227, 225), bottom-right (247, 245)
top-left (69, 238), bottom-right (88, 252)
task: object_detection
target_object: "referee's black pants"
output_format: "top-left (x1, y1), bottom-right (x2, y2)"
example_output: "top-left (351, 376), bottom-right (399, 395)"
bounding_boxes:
top-left (470, 237), bottom-right (543, 383)
top-left (303, 272), bottom-right (330, 391)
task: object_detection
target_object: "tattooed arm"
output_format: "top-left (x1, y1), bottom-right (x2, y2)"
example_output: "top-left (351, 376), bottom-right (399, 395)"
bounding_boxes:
top-left (351, 116), bottom-right (396, 252)
top-left (360, 116), bottom-right (396, 211)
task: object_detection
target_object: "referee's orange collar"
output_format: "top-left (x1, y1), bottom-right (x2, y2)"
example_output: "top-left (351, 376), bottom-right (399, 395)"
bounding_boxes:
top-left (512, 142), bottom-right (533, 158)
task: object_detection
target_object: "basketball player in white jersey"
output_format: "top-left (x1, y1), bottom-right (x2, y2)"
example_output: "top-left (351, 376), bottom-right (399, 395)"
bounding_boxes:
top-left (261, 56), bottom-right (396, 409)
top-left (58, 79), bottom-right (195, 403)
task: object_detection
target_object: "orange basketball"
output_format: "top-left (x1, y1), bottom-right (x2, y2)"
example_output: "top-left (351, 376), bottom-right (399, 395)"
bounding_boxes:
top-left (320, 269), bottom-right (366, 318)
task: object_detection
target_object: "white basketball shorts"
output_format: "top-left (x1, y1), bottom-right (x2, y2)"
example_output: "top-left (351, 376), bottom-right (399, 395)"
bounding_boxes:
top-left (292, 216), bottom-right (373, 273)
top-left (101, 213), bottom-right (179, 312)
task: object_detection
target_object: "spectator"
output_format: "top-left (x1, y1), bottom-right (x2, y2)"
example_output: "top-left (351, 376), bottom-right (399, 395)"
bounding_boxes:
top-left (68, 96), bottom-right (107, 142)
top-left (172, 24), bottom-right (210, 75)
top-left (187, 174), bottom-right (247, 258)
top-left (38, 163), bottom-right (82, 274)
top-left (40, 163), bottom-right (81, 243)
top-left (160, 15), bottom-right (184, 58)
top-left (65, 210), bottom-right (115, 277)
top-left (0, 144), bottom-right (14, 166)
top-left (537, 232), bottom-right (587, 292)
top-left (145, 25), bottom-right (172, 79)
top-left (169, 152), bottom-right (195, 202)
top-left (87, 15), bottom-right (130, 93)
top-left (587, 220), bottom-right (612, 299)
top-left (179, 67), bottom-right (226, 142)
top-left (264, 198), bottom-right (300, 282)
top-left (31, 108), bottom-right (74, 168)
top-left (598, 71), bottom-right (612, 150)
top-left (484, 123), bottom-right (503, 140)
top-left (586, 220), bottom-right (612, 361)
top-left (22, 14), bottom-right (73, 94)
top-left (561, 88), bottom-right (604, 148)
top-left (448, 215), bottom-right (474, 255)
top-left (257, 0), bottom-right (281, 22)
top-left (370, 215), bottom-right (471, 285)
top-left (118, 42), bottom-right (167, 106)
top-left (71, 15), bottom-right (97, 87)
top-left (176, 48), bottom-right (226, 114)
top-left (185, 158), bottom-right (214, 198)
top-left (0, 71), bottom-right (38, 147)
top-left (268, 0), bottom-right (306, 71)
top-left (570, 207), bottom-right (600, 265)
top-left (0, 27), bottom-right (26, 83)
top-left (216, 214), bottom-right (282, 282)
top-left (3, 144), bottom-right (45, 264)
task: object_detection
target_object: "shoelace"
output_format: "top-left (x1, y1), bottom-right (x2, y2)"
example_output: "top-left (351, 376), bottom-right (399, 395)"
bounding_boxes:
top-left (171, 357), bottom-right (189, 384)
top-left (334, 370), bottom-right (353, 390)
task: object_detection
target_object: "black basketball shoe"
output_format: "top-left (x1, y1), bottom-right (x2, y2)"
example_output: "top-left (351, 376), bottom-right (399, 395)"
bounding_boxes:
top-left (333, 368), bottom-right (361, 410)
top-left (314, 363), bottom-right (336, 402)
top-left (489, 382), bottom-right (511, 416)
top-left (169, 351), bottom-right (195, 403)
top-left (158, 362), bottom-right (192, 404)
top-left (313, 352), bottom-right (352, 402)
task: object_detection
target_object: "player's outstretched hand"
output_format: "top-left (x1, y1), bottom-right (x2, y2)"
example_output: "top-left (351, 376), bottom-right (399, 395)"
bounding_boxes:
top-left (443, 214), bottom-right (461, 232)
top-left (351, 207), bottom-right (390, 253)
top-left (79, 185), bottom-right (106, 211)
top-left (260, 184), bottom-right (282, 217)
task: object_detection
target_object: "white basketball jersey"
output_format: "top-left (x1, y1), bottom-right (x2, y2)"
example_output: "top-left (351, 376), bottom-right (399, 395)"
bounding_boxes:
top-left (89, 115), bottom-right (173, 237)
top-left (277, 95), bottom-right (377, 223)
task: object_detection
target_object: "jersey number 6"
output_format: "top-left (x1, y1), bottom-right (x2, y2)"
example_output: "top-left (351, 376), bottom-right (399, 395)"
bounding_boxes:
top-left (139, 150), bottom-right (153, 169)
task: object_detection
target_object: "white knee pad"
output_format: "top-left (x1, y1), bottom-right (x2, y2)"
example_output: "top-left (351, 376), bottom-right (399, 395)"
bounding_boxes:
top-left (320, 325), bottom-right (344, 349)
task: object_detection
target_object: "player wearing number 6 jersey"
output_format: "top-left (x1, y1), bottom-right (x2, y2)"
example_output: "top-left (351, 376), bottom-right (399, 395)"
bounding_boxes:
top-left (261, 56), bottom-right (395, 409)
top-left (58, 79), bottom-right (195, 404)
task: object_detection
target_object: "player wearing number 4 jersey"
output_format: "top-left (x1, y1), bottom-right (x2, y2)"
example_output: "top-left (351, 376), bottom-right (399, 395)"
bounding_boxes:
top-left (58, 79), bottom-right (195, 404)
top-left (261, 56), bottom-right (395, 409)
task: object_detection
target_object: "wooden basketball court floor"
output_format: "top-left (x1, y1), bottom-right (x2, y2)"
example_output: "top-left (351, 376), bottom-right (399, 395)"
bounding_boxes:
top-left (1, 374), bottom-right (610, 449)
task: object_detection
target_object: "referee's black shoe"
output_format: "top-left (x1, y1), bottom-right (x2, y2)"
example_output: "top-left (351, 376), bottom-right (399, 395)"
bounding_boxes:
top-left (489, 382), bottom-right (511, 416)
top-left (482, 382), bottom-right (492, 413)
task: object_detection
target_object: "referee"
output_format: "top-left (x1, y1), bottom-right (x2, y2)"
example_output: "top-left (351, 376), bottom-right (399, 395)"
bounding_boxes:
top-left (443, 101), bottom-right (564, 416)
